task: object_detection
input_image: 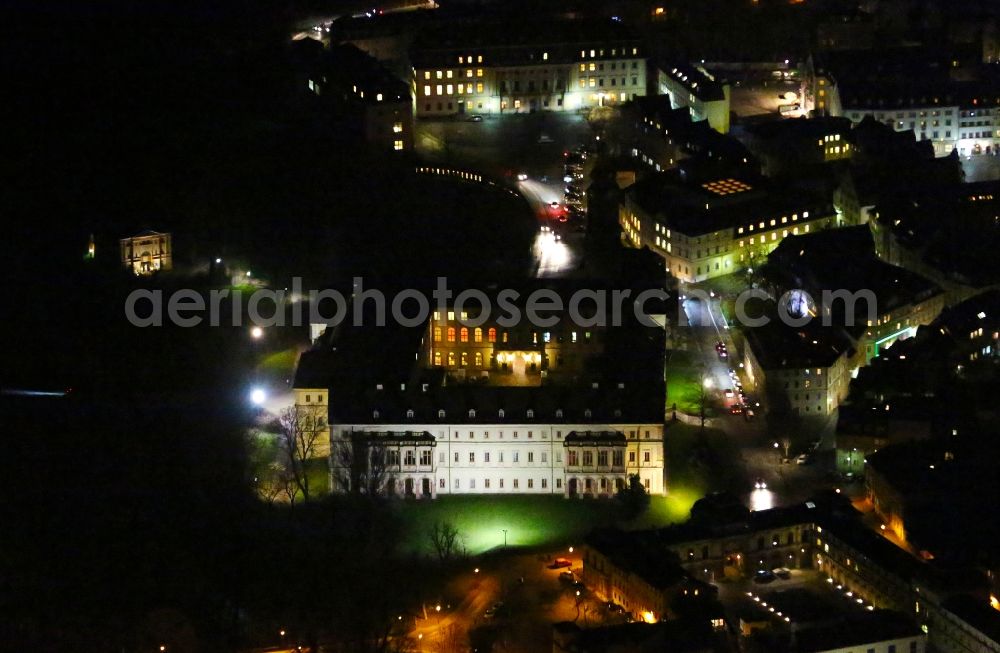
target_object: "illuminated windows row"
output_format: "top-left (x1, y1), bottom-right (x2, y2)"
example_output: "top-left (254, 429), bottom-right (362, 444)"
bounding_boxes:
top-left (579, 47), bottom-right (639, 58)
top-left (423, 83), bottom-right (485, 96)
top-left (736, 212), bottom-right (808, 234)
top-left (424, 68), bottom-right (484, 80)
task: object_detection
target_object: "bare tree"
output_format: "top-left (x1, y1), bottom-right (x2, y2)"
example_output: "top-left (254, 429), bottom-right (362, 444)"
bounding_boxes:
top-left (429, 521), bottom-right (462, 562)
top-left (256, 461), bottom-right (287, 505)
top-left (435, 624), bottom-right (466, 653)
top-left (277, 406), bottom-right (324, 503)
top-left (332, 434), bottom-right (392, 496)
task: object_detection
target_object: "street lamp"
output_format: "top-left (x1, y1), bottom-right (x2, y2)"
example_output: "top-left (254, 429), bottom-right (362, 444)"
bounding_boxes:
top-left (250, 387), bottom-right (267, 406)
top-left (502, 529), bottom-right (508, 547)
top-left (251, 326), bottom-right (264, 339)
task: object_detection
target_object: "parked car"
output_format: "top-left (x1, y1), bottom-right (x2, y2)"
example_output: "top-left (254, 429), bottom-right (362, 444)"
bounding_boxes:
top-left (796, 453), bottom-right (812, 465)
top-left (753, 569), bottom-right (776, 584)
top-left (724, 388), bottom-right (735, 399)
top-left (754, 477), bottom-right (767, 490)
top-left (773, 567), bottom-right (792, 580)
top-left (559, 570), bottom-right (575, 582)
top-left (549, 558), bottom-right (572, 569)
top-left (729, 404), bottom-right (744, 415)
top-left (467, 114), bottom-right (484, 122)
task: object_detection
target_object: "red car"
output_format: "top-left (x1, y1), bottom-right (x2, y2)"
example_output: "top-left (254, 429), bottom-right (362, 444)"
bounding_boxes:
top-left (549, 558), bottom-right (572, 569)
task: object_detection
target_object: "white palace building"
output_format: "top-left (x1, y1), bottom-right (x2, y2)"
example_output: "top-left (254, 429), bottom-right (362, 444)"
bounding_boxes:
top-left (293, 282), bottom-right (667, 499)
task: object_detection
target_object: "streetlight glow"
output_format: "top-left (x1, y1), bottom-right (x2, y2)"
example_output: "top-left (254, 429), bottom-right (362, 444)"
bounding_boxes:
top-left (250, 387), bottom-right (267, 405)
top-left (251, 326), bottom-right (263, 339)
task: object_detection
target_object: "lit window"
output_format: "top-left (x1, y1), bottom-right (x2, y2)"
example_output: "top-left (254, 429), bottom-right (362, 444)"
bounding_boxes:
top-left (474, 328), bottom-right (482, 342)
top-left (476, 68), bottom-right (483, 77)
top-left (458, 56), bottom-right (464, 64)
top-left (393, 140), bottom-right (403, 151)
top-left (466, 69), bottom-right (473, 78)
top-left (446, 70), bottom-right (453, 79)
top-left (460, 327), bottom-right (469, 342)
top-left (436, 85), bottom-right (443, 95)
top-left (446, 84), bottom-right (453, 94)
top-left (424, 85), bottom-right (431, 96)
top-left (393, 122), bottom-right (403, 133)
top-left (423, 71), bottom-right (430, 80)
top-left (488, 328), bottom-right (497, 343)
top-left (436, 70), bottom-right (442, 79)
top-left (447, 327), bottom-right (456, 342)
top-left (477, 55), bottom-right (482, 63)
top-left (376, 93), bottom-right (383, 101)
top-left (476, 83), bottom-right (484, 93)
top-left (543, 52), bottom-right (548, 60)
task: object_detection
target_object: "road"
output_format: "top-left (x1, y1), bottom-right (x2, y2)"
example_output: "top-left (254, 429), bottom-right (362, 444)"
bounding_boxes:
top-left (409, 549), bottom-right (621, 653)
top-left (678, 284), bottom-right (836, 510)
top-left (414, 113), bottom-right (594, 278)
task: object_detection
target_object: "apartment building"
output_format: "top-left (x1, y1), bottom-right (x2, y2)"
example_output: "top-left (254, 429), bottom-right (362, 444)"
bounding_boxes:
top-left (619, 164), bottom-right (835, 282)
top-left (409, 19), bottom-right (647, 117)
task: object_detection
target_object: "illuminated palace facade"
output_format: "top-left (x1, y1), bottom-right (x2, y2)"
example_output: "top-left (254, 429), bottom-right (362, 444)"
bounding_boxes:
top-left (293, 283), bottom-right (667, 499)
top-left (409, 19), bottom-right (647, 117)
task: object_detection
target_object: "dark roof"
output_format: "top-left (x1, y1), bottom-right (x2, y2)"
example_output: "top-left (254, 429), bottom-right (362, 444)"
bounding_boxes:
top-left (553, 620), bottom-right (715, 653)
top-left (745, 116), bottom-right (853, 141)
top-left (744, 317), bottom-right (856, 370)
top-left (410, 17), bottom-right (640, 68)
top-left (873, 181), bottom-right (1000, 286)
top-left (794, 610), bottom-right (922, 653)
top-left (766, 226), bottom-right (943, 316)
top-left (625, 171), bottom-right (828, 236)
top-left (941, 595), bottom-right (1000, 646)
top-left (585, 528), bottom-right (691, 591)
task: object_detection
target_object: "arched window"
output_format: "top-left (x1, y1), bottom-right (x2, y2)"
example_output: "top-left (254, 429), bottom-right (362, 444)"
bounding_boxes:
top-left (469, 409), bottom-right (476, 418)
top-left (433, 351), bottom-right (442, 366)
top-left (488, 327), bottom-right (497, 343)
top-left (526, 409), bottom-right (535, 419)
top-left (474, 328), bottom-right (483, 342)
top-left (461, 352), bottom-right (469, 366)
top-left (438, 409), bottom-right (446, 419)
top-left (474, 352), bottom-right (483, 367)
top-left (433, 326), bottom-right (442, 342)
top-left (584, 409), bottom-right (592, 418)
top-left (447, 352), bottom-right (456, 366)
top-left (460, 327), bottom-right (469, 342)
top-left (373, 410), bottom-right (380, 419)
top-left (406, 409), bottom-right (415, 419)
top-left (498, 408), bottom-right (505, 419)
top-left (447, 327), bottom-right (456, 342)
top-left (555, 409), bottom-right (564, 419)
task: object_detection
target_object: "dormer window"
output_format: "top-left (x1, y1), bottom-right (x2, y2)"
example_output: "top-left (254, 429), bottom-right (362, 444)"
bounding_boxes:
top-left (555, 409), bottom-right (564, 418)
top-left (469, 409), bottom-right (476, 418)
top-left (592, 382), bottom-right (599, 389)
top-left (406, 409), bottom-right (415, 419)
top-left (617, 382), bottom-right (625, 389)
top-left (422, 383), bottom-right (428, 392)
top-left (526, 409), bottom-right (535, 419)
top-left (373, 410), bottom-right (380, 420)
top-left (438, 409), bottom-right (446, 419)
top-left (498, 409), bottom-right (505, 419)
top-left (376, 383), bottom-right (383, 391)
top-left (584, 409), bottom-right (592, 418)
top-left (614, 409), bottom-right (622, 418)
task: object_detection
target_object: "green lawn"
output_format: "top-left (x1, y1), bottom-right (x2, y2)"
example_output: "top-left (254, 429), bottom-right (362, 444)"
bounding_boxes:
top-left (392, 486), bottom-right (703, 556)
top-left (666, 350), bottom-right (718, 417)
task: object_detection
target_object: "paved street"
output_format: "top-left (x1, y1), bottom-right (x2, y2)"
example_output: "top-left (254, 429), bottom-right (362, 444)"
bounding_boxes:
top-left (415, 113), bottom-right (594, 278)
top-left (409, 548), bottom-right (621, 653)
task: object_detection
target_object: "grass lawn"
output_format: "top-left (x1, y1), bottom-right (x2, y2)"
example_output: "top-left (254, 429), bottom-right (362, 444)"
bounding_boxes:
top-left (394, 495), bottom-right (615, 555)
top-left (393, 485), bottom-right (705, 556)
top-left (666, 350), bottom-right (718, 417)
